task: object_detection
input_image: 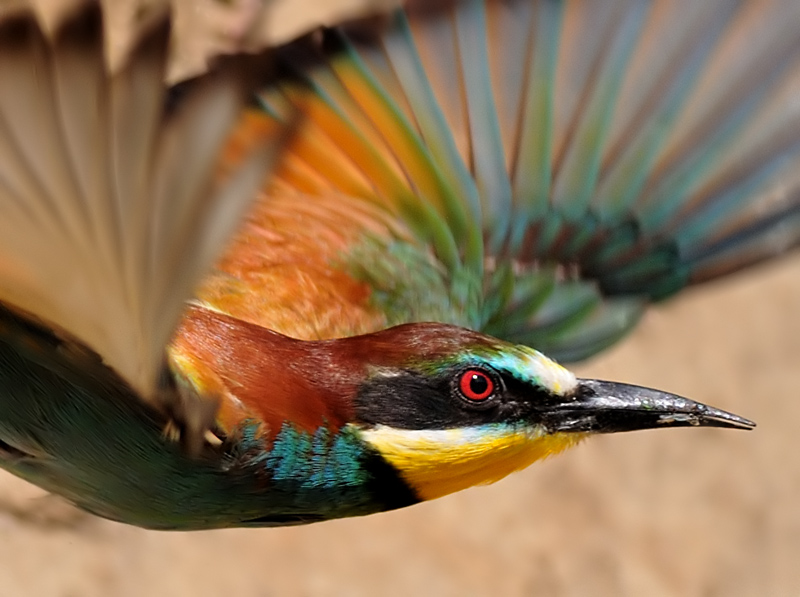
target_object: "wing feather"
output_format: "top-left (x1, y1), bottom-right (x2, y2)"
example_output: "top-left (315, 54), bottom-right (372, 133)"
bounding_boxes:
top-left (0, 4), bottom-right (283, 398)
top-left (209, 0), bottom-right (800, 361)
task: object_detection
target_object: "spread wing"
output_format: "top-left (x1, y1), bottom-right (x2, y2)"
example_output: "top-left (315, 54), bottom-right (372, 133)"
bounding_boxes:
top-left (201, 0), bottom-right (800, 362)
top-left (0, 3), bottom-right (283, 401)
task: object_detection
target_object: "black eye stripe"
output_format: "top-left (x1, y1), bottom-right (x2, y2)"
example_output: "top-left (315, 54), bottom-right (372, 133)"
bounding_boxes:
top-left (355, 364), bottom-right (518, 429)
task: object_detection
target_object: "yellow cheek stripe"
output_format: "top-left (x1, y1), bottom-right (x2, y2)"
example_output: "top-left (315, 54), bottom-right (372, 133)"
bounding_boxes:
top-left (359, 425), bottom-right (586, 501)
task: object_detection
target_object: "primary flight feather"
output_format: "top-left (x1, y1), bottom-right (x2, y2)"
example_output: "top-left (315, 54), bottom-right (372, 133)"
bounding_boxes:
top-left (0, 0), bottom-right (793, 529)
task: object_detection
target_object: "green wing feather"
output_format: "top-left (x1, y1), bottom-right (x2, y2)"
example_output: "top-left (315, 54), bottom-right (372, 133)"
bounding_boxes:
top-left (250, 0), bottom-right (800, 361)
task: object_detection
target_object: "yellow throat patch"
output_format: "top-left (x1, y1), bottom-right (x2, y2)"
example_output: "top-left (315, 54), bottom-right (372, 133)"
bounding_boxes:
top-left (359, 424), bottom-right (586, 500)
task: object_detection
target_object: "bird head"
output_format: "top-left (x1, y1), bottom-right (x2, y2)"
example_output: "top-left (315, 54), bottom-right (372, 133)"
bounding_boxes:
top-left (174, 310), bottom-right (755, 512)
top-left (330, 323), bottom-right (755, 502)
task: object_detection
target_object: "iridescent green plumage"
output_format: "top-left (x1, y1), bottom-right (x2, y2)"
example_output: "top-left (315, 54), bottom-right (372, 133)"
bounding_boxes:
top-left (253, 0), bottom-right (800, 361)
top-left (0, 0), bottom-right (790, 530)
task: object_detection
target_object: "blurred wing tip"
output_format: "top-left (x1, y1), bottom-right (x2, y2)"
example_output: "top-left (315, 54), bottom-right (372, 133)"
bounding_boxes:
top-left (49, 5), bottom-right (106, 61)
top-left (0, 1), bottom-right (169, 73)
top-left (0, 0), bottom-right (292, 401)
top-left (0, 6), bottom-right (40, 47)
top-left (232, 0), bottom-right (800, 363)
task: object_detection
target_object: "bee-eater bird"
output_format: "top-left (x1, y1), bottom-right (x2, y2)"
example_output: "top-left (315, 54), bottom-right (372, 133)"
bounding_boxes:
top-left (0, 0), bottom-right (797, 530)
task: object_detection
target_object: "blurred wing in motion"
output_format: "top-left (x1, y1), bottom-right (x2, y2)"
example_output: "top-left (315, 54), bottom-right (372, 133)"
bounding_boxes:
top-left (197, 0), bottom-right (800, 362)
top-left (0, 0), bottom-right (787, 530)
top-left (0, 3), bottom-right (283, 401)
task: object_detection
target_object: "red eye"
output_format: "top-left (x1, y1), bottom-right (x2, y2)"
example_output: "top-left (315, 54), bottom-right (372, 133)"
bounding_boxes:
top-left (459, 369), bottom-right (495, 401)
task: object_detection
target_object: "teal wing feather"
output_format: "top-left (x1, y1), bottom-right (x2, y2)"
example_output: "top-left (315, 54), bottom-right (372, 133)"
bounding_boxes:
top-left (255, 0), bottom-right (800, 361)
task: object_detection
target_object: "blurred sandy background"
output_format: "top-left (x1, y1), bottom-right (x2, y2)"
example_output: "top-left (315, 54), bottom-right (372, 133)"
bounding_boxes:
top-left (0, 1), bottom-right (799, 595)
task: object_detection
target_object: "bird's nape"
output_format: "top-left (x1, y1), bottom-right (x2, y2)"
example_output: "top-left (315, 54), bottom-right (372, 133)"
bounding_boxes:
top-left (174, 309), bottom-right (755, 506)
top-left (0, 0), bottom-right (791, 531)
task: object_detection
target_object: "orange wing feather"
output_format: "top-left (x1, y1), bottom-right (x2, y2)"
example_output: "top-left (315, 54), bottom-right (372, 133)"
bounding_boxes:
top-left (169, 109), bottom-right (405, 437)
top-left (195, 110), bottom-right (395, 341)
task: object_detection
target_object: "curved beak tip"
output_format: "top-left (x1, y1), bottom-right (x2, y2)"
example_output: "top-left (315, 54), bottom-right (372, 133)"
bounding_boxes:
top-left (544, 379), bottom-right (756, 434)
top-left (654, 404), bottom-right (755, 431)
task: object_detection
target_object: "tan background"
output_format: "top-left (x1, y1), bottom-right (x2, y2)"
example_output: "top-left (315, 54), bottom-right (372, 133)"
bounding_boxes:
top-left (1, 1), bottom-right (799, 595)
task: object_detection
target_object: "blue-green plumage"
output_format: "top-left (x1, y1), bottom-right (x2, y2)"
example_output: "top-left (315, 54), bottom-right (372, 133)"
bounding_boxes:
top-left (264, 424), bottom-right (365, 491)
top-left (0, 0), bottom-right (789, 530)
top-left (260, 0), bottom-right (800, 362)
top-left (0, 306), bottom-right (416, 529)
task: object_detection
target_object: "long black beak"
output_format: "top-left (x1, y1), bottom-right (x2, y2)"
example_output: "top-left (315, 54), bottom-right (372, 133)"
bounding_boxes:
top-left (540, 379), bottom-right (755, 434)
